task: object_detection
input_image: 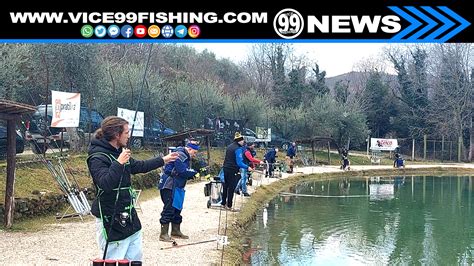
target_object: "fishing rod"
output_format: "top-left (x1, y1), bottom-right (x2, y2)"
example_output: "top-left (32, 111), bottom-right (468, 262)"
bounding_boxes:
top-left (20, 115), bottom-right (91, 217)
top-left (23, 91), bottom-right (91, 215)
top-left (159, 239), bottom-right (217, 250)
top-left (102, 43), bottom-right (154, 260)
top-left (279, 192), bottom-right (370, 198)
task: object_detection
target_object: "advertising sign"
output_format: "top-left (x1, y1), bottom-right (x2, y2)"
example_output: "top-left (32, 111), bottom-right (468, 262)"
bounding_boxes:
top-left (117, 107), bottom-right (144, 137)
top-left (51, 90), bottom-right (81, 128)
top-left (370, 138), bottom-right (398, 151)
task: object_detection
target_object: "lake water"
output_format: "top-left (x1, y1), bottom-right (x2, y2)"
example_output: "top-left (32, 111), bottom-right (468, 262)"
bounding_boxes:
top-left (244, 176), bottom-right (474, 265)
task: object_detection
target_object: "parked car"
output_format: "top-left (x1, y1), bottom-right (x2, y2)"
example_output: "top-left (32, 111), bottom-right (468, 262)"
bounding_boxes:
top-left (24, 104), bottom-right (104, 154)
top-left (132, 119), bottom-right (176, 148)
top-left (242, 127), bottom-right (257, 143)
top-left (268, 133), bottom-right (291, 150)
top-left (0, 125), bottom-right (25, 158)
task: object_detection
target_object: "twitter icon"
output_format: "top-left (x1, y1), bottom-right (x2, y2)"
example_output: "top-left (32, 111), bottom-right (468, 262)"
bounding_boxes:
top-left (94, 25), bottom-right (107, 38)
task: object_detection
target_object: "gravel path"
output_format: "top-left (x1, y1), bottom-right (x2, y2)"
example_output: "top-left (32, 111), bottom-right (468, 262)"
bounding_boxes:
top-left (1, 164), bottom-right (473, 265)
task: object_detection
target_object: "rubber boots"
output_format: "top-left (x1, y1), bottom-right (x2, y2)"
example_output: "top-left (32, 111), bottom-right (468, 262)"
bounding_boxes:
top-left (159, 223), bottom-right (173, 242)
top-left (171, 223), bottom-right (189, 239)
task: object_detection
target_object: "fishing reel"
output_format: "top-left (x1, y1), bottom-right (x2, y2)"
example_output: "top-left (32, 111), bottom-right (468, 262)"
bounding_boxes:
top-left (117, 212), bottom-right (130, 227)
top-left (200, 166), bottom-right (211, 180)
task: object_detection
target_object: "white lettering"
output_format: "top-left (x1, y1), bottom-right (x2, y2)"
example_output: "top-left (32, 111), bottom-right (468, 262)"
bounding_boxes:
top-left (332, 16), bottom-right (351, 33)
top-left (381, 15), bottom-right (401, 33)
top-left (307, 16), bottom-right (329, 33)
top-left (351, 15), bottom-right (381, 33)
top-left (89, 12), bottom-right (101, 24)
top-left (68, 12), bottom-right (82, 24)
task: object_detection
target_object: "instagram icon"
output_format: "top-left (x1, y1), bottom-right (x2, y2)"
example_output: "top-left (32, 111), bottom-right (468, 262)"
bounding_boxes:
top-left (188, 25), bottom-right (201, 38)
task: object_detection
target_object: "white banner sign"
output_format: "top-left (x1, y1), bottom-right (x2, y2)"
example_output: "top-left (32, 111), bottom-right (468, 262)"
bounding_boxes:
top-left (117, 107), bottom-right (144, 137)
top-left (370, 138), bottom-right (398, 151)
top-left (255, 127), bottom-right (271, 142)
top-left (51, 90), bottom-right (81, 128)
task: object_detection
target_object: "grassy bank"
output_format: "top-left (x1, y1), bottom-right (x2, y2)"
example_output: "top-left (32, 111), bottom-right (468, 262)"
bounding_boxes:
top-left (222, 167), bottom-right (474, 265)
top-left (0, 151), bottom-right (157, 200)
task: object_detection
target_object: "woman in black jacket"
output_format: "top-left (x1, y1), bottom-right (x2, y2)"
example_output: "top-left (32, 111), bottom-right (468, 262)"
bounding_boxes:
top-left (87, 116), bottom-right (177, 261)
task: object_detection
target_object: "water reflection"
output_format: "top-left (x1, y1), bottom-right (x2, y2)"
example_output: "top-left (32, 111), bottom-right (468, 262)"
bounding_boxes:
top-left (245, 176), bottom-right (474, 265)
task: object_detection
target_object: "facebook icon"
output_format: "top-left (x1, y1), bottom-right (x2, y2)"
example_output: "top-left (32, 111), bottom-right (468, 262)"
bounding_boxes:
top-left (121, 25), bottom-right (133, 38)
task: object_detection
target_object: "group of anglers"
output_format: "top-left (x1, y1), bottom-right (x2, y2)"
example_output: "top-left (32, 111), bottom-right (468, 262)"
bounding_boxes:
top-left (219, 132), bottom-right (298, 210)
top-left (88, 115), bottom-right (406, 262)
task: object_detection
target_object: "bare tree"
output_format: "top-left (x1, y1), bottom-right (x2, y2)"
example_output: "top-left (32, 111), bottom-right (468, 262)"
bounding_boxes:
top-left (428, 44), bottom-right (473, 159)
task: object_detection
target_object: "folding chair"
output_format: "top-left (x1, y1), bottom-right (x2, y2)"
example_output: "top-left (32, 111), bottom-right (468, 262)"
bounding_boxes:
top-left (133, 189), bottom-right (142, 213)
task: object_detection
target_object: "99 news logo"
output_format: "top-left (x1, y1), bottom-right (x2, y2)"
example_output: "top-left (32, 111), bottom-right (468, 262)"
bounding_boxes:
top-left (273, 8), bottom-right (304, 39)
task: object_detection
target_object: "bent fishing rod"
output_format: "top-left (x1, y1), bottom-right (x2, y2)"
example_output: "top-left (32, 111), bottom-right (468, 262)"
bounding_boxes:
top-left (102, 43), bottom-right (154, 259)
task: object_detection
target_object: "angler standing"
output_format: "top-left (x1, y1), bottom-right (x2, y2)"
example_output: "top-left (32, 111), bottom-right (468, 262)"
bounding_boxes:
top-left (87, 116), bottom-right (177, 261)
top-left (158, 140), bottom-right (200, 242)
top-left (221, 132), bottom-right (252, 210)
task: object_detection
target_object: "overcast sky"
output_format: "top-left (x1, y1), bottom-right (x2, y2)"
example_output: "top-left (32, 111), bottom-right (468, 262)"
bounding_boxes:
top-left (186, 43), bottom-right (395, 77)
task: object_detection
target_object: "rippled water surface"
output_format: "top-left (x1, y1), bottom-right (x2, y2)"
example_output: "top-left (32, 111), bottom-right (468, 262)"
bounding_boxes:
top-left (245, 176), bottom-right (474, 265)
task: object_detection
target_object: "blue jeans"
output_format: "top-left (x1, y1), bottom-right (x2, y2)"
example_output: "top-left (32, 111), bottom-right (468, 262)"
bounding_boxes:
top-left (235, 168), bottom-right (248, 194)
top-left (95, 219), bottom-right (142, 261)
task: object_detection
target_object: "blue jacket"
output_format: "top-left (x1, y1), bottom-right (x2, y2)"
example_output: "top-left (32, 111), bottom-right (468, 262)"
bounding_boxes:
top-left (236, 146), bottom-right (249, 169)
top-left (158, 147), bottom-right (196, 190)
top-left (223, 141), bottom-right (249, 171)
top-left (265, 148), bottom-right (277, 163)
top-left (287, 145), bottom-right (296, 158)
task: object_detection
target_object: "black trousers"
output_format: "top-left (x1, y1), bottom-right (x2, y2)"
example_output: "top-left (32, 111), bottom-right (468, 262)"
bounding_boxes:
top-left (266, 161), bottom-right (275, 177)
top-left (222, 168), bottom-right (240, 208)
top-left (159, 188), bottom-right (182, 224)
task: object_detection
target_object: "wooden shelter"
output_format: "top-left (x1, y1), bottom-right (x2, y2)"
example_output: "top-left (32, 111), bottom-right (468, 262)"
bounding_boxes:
top-left (161, 129), bottom-right (215, 166)
top-left (0, 99), bottom-right (36, 228)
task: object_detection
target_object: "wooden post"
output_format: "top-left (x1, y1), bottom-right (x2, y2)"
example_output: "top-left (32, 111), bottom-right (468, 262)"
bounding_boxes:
top-left (327, 141), bottom-right (331, 165)
top-left (423, 134), bottom-right (427, 161)
top-left (449, 141), bottom-right (453, 161)
top-left (412, 139), bottom-right (415, 161)
top-left (311, 140), bottom-right (315, 165)
top-left (206, 135), bottom-right (211, 167)
top-left (441, 136), bottom-right (445, 162)
top-left (458, 136), bottom-right (462, 162)
top-left (433, 140), bottom-right (436, 160)
top-left (4, 119), bottom-right (17, 228)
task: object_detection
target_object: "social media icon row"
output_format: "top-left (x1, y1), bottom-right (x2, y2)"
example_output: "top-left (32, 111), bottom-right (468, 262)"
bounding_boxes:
top-left (81, 24), bottom-right (201, 38)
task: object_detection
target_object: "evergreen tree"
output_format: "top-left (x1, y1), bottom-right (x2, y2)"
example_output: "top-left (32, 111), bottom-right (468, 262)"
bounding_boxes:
top-left (309, 63), bottom-right (329, 97)
top-left (388, 47), bottom-right (430, 138)
top-left (363, 72), bottom-right (394, 137)
top-left (334, 80), bottom-right (349, 104)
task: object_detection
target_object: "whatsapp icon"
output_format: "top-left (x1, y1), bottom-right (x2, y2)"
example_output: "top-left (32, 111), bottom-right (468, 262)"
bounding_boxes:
top-left (81, 25), bottom-right (94, 38)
